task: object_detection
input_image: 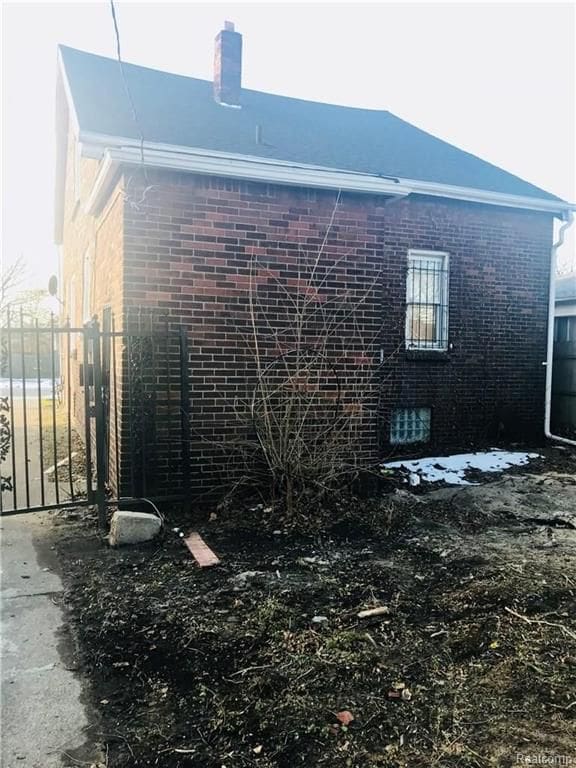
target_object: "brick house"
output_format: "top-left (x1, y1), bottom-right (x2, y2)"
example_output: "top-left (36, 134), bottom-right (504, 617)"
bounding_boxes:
top-left (54, 24), bottom-right (573, 499)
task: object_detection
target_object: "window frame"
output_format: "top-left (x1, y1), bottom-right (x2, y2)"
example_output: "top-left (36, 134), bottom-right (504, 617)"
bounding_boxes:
top-left (405, 249), bottom-right (450, 351)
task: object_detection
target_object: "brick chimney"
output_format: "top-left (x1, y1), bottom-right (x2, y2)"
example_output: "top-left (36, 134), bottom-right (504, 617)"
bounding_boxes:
top-left (214, 21), bottom-right (242, 107)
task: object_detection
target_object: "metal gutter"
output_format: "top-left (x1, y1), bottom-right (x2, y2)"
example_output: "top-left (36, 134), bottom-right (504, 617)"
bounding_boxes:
top-left (544, 211), bottom-right (576, 446)
top-left (82, 137), bottom-right (575, 217)
top-left (83, 145), bottom-right (413, 214)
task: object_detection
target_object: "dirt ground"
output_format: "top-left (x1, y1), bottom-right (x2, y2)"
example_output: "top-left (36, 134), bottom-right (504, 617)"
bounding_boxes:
top-left (53, 446), bottom-right (576, 768)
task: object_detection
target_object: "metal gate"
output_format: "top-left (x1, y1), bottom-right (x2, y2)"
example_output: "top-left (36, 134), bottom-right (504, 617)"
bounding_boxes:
top-left (0, 310), bottom-right (190, 527)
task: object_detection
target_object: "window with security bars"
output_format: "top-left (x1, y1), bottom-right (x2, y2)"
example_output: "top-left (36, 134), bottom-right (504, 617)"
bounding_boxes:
top-left (390, 407), bottom-right (431, 445)
top-left (406, 250), bottom-right (449, 349)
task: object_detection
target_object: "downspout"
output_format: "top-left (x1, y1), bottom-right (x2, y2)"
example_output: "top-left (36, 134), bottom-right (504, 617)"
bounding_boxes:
top-left (544, 211), bottom-right (575, 445)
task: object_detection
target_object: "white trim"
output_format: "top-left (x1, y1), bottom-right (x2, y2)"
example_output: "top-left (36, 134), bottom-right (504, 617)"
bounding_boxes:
top-left (57, 48), bottom-right (81, 136)
top-left (80, 134), bottom-right (576, 215)
top-left (84, 152), bottom-right (120, 214)
top-left (79, 130), bottom-right (399, 176)
top-left (84, 145), bottom-right (413, 214)
top-left (79, 132), bottom-right (575, 216)
top-left (398, 178), bottom-right (572, 214)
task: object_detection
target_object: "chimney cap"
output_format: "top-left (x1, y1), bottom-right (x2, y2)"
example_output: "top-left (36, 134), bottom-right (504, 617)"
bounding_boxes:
top-left (223, 20), bottom-right (235, 31)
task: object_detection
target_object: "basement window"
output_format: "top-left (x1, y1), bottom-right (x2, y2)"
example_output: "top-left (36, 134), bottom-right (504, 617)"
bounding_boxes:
top-left (406, 250), bottom-right (449, 350)
top-left (390, 407), bottom-right (431, 445)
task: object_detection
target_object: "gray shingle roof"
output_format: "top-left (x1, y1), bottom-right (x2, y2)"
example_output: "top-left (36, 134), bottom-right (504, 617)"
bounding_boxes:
top-left (60, 45), bottom-right (562, 202)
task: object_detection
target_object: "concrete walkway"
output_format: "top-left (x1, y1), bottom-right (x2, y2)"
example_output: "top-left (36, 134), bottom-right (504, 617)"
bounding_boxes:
top-left (1, 513), bottom-right (98, 767)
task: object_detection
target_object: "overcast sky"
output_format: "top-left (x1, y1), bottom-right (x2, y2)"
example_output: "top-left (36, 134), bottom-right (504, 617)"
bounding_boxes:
top-left (2, 0), bottom-right (575, 292)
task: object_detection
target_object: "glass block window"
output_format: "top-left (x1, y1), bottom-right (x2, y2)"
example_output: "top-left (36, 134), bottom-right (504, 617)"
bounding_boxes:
top-left (390, 407), bottom-right (431, 445)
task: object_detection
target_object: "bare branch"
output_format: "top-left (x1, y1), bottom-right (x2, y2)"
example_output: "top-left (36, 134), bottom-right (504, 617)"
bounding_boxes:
top-left (0, 256), bottom-right (25, 314)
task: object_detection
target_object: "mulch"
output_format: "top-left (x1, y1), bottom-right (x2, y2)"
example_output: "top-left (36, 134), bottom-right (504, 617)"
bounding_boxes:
top-left (53, 460), bottom-right (576, 768)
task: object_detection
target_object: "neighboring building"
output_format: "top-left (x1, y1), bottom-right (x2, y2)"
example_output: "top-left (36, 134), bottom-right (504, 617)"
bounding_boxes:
top-left (555, 275), bottom-right (576, 342)
top-left (552, 274), bottom-right (576, 434)
top-left (54, 24), bottom-right (574, 498)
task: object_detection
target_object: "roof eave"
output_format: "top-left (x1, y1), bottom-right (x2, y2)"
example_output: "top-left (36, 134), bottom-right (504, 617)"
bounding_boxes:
top-left (54, 48), bottom-right (83, 245)
top-left (81, 133), bottom-right (575, 218)
top-left (83, 144), bottom-right (413, 216)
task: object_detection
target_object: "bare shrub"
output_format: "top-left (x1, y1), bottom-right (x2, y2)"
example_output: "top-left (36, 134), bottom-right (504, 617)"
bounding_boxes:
top-left (219, 197), bottom-right (398, 520)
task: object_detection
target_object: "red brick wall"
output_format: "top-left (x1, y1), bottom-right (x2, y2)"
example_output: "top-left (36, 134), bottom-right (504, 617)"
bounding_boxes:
top-left (379, 197), bottom-right (552, 449)
top-left (121, 169), bottom-right (553, 497)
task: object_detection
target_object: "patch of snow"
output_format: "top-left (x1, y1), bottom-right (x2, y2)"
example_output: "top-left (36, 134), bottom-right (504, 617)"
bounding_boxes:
top-left (382, 450), bottom-right (540, 485)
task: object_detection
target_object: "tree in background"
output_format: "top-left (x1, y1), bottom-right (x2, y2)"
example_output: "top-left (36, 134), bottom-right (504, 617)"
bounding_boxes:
top-left (7, 288), bottom-right (53, 326)
top-left (0, 256), bottom-right (25, 315)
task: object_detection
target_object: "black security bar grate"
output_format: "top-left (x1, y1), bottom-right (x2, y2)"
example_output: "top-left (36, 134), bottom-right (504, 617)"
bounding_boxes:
top-left (405, 256), bottom-right (449, 350)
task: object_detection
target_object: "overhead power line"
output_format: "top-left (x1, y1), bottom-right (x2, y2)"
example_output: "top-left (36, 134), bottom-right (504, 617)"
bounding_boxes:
top-left (108, 0), bottom-right (152, 207)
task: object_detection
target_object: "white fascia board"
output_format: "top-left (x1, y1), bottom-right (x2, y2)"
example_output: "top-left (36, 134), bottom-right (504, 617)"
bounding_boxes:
top-left (396, 176), bottom-right (574, 215)
top-left (84, 145), bottom-right (411, 214)
top-left (84, 151), bottom-right (120, 215)
top-left (57, 48), bottom-right (80, 137)
top-left (79, 131), bottom-right (405, 182)
top-left (81, 132), bottom-right (575, 217)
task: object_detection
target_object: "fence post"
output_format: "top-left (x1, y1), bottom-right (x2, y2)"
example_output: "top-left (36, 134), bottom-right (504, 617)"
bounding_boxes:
top-left (82, 322), bottom-right (94, 505)
top-left (179, 327), bottom-right (191, 513)
top-left (91, 318), bottom-right (108, 530)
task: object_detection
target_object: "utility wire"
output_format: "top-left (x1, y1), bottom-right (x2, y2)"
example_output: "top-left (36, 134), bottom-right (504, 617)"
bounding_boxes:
top-left (108, 0), bottom-right (152, 206)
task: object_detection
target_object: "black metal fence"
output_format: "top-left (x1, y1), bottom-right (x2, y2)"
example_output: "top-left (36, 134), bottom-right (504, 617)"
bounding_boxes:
top-left (0, 310), bottom-right (190, 526)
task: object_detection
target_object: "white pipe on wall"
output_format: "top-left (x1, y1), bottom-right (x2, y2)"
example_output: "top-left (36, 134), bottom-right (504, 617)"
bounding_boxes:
top-left (544, 211), bottom-right (576, 446)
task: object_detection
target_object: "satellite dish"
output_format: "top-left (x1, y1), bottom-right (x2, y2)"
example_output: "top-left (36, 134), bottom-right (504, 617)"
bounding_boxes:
top-left (48, 275), bottom-right (58, 297)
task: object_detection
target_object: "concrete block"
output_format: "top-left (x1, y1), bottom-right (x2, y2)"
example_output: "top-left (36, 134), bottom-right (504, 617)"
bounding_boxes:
top-left (109, 511), bottom-right (162, 547)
